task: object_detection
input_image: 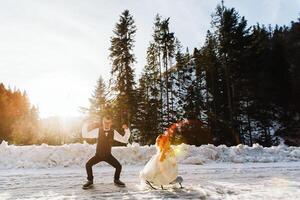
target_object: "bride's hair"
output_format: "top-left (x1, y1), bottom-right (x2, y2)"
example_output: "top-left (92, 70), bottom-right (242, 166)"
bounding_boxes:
top-left (156, 134), bottom-right (170, 152)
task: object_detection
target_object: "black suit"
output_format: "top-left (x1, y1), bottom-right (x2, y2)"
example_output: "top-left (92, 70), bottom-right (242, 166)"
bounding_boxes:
top-left (85, 128), bottom-right (122, 181)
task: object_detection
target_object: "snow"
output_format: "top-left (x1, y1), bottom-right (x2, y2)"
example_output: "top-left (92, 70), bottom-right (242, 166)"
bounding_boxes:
top-left (0, 162), bottom-right (299, 199)
top-left (1, 141), bottom-right (300, 199)
top-left (1, 141), bottom-right (300, 169)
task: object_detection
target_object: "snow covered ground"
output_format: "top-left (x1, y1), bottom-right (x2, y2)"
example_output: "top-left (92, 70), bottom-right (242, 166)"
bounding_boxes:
top-left (1, 141), bottom-right (300, 168)
top-left (0, 162), bottom-right (299, 199)
top-left (0, 141), bottom-right (300, 199)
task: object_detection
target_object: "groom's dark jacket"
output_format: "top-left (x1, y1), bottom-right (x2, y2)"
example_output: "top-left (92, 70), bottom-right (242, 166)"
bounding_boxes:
top-left (82, 124), bottom-right (131, 156)
top-left (96, 128), bottom-right (114, 157)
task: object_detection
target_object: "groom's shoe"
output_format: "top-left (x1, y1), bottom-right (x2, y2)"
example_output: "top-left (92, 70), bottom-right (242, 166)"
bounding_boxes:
top-left (114, 179), bottom-right (126, 187)
top-left (82, 180), bottom-right (93, 189)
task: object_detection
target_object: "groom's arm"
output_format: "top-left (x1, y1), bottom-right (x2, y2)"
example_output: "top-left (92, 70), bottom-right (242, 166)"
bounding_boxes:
top-left (113, 126), bottom-right (131, 143)
top-left (82, 124), bottom-right (99, 138)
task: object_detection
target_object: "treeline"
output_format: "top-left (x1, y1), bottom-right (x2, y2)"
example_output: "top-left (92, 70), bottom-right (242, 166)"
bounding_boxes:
top-left (0, 84), bottom-right (82, 145)
top-left (87, 3), bottom-right (300, 146)
top-left (1, 3), bottom-right (298, 146)
top-left (0, 83), bottom-right (39, 144)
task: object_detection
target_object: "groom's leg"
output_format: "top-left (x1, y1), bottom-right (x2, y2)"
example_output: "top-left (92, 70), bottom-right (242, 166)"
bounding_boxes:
top-left (86, 155), bottom-right (102, 181)
top-left (105, 154), bottom-right (122, 180)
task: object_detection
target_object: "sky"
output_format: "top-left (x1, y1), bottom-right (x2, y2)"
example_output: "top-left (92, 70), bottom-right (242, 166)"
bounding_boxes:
top-left (0, 0), bottom-right (299, 118)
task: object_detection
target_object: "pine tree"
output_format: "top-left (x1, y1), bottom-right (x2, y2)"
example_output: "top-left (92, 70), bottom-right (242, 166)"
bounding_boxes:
top-left (109, 10), bottom-right (137, 129)
top-left (242, 24), bottom-right (272, 145)
top-left (211, 1), bottom-right (250, 145)
top-left (150, 15), bottom-right (176, 128)
top-left (136, 70), bottom-right (161, 144)
top-left (173, 40), bottom-right (187, 120)
top-left (193, 33), bottom-right (217, 141)
top-left (144, 42), bottom-right (162, 138)
top-left (159, 18), bottom-right (176, 127)
top-left (136, 40), bottom-right (163, 144)
top-left (88, 76), bottom-right (109, 122)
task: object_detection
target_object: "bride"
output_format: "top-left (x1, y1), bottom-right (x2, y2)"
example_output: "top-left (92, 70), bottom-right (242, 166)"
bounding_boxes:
top-left (139, 133), bottom-right (180, 188)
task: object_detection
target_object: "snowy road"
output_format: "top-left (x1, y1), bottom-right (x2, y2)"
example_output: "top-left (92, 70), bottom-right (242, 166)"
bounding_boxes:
top-left (1, 162), bottom-right (300, 200)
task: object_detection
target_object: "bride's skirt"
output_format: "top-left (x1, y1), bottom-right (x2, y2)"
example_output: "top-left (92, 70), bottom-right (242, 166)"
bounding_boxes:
top-left (140, 153), bottom-right (178, 185)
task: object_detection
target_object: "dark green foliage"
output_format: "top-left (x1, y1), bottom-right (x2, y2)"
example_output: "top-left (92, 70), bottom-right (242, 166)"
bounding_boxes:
top-left (109, 10), bottom-right (137, 130)
top-left (88, 76), bottom-right (110, 122)
top-left (87, 7), bottom-right (300, 146)
top-left (135, 4), bottom-right (300, 146)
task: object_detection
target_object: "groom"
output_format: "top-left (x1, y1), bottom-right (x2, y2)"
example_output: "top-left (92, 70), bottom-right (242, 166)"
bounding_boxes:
top-left (82, 115), bottom-right (131, 189)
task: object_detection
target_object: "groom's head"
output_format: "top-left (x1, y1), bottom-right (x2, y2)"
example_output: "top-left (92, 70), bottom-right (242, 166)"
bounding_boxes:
top-left (102, 115), bottom-right (112, 130)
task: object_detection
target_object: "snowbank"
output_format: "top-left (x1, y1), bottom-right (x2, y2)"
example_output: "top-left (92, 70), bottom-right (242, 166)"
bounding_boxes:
top-left (0, 141), bottom-right (300, 169)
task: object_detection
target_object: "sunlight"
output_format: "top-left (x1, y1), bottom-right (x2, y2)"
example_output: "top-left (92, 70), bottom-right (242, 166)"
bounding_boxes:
top-left (173, 145), bottom-right (188, 158)
top-left (28, 74), bottom-right (89, 118)
top-left (173, 145), bottom-right (182, 156)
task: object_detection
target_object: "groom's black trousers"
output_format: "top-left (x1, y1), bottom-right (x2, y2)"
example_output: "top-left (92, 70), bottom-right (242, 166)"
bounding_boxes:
top-left (86, 153), bottom-right (122, 181)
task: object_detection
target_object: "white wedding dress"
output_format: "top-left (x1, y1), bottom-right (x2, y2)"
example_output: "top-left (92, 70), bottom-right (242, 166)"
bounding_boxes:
top-left (139, 146), bottom-right (178, 186)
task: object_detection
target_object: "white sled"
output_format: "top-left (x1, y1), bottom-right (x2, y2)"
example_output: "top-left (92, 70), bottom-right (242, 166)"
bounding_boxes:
top-left (146, 176), bottom-right (183, 190)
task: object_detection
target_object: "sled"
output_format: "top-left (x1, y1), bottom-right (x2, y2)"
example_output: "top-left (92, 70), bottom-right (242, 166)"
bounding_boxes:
top-left (170, 176), bottom-right (183, 188)
top-left (145, 176), bottom-right (183, 190)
